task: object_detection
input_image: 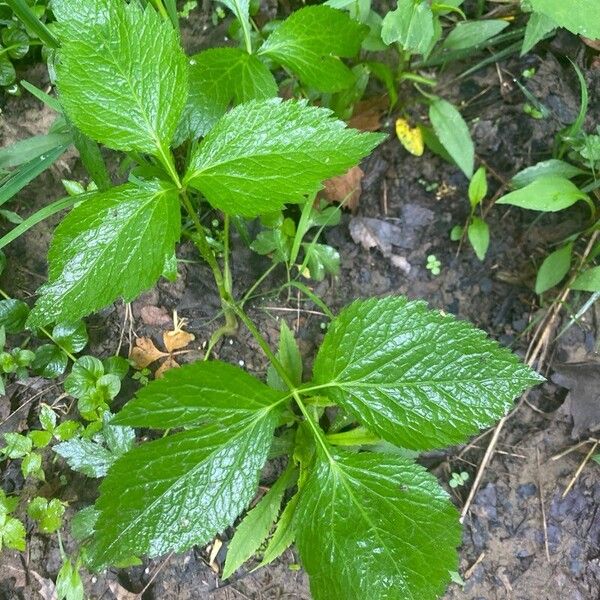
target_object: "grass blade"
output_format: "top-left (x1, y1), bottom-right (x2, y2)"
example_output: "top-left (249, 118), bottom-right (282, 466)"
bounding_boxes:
top-left (5, 0), bottom-right (59, 48)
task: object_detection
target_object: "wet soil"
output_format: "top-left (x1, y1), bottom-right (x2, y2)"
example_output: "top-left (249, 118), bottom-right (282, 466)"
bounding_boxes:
top-left (1, 12), bottom-right (600, 600)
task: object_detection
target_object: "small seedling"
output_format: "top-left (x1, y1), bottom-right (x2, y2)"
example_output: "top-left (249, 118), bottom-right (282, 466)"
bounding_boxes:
top-left (426, 254), bottom-right (442, 276)
top-left (449, 471), bottom-right (470, 489)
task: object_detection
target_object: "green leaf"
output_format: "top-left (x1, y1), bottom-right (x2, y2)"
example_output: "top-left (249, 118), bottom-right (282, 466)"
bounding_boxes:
top-left (0, 299), bottom-right (29, 333)
top-left (87, 415), bottom-right (280, 569)
top-left (51, 0), bottom-right (113, 39)
top-left (443, 19), bottom-right (508, 51)
top-left (267, 322), bottom-right (303, 391)
top-left (103, 355), bottom-right (129, 380)
top-left (296, 451), bottom-right (460, 600)
top-left (32, 345), bottom-right (68, 378)
top-left (257, 491), bottom-right (299, 568)
top-left (303, 243), bottom-right (341, 281)
top-left (65, 356), bottom-right (104, 399)
top-left (54, 438), bottom-right (115, 478)
top-left (510, 159), bottom-right (585, 188)
top-left (429, 99), bottom-right (474, 178)
top-left (71, 506), bottom-right (99, 542)
top-left (184, 99), bottom-right (384, 217)
top-left (467, 216), bottom-right (490, 261)
top-left (381, 0), bottom-right (435, 54)
top-left (496, 176), bottom-right (589, 211)
top-left (535, 242), bottom-right (573, 294)
top-left (113, 361), bottom-right (287, 429)
top-left (259, 6), bottom-right (367, 93)
top-left (27, 497), bottom-right (65, 534)
top-left (52, 321), bottom-right (88, 354)
top-left (529, 0), bottom-right (600, 39)
top-left (175, 48), bottom-right (277, 143)
top-left (21, 451), bottom-right (43, 479)
top-left (468, 166), bottom-right (487, 208)
top-left (0, 514), bottom-right (26, 552)
top-left (29, 430), bottom-right (53, 448)
top-left (102, 412), bottom-right (135, 456)
top-left (2, 27), bottom-right (29, 60)
top-left (521, 11), bottom-right (556, 55)
top-left (55, 559), bottom-right (84, 600)
top-left (39, 404), bottom-right (57, 432)
top-left (28, 182), bottom-right (181, 327)
top-left (312, 297), bottom-right (542, 450)
top-left (571, 266), bottom-right (600, 292)
top-left (56, 1), bottom-right (187, 155)
top-left (2, 432), bottom-right (32, 459)
top-left (222, 466), bottom-right (294, 579)
top-left (0, 57), bottom-right (16, 87)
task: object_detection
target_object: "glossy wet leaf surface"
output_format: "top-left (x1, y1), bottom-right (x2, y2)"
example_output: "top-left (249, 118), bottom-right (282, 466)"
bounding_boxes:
top-left (296, 451), bottom-right (461, 600)
top-left (313, 296), bottom-right (542, 450)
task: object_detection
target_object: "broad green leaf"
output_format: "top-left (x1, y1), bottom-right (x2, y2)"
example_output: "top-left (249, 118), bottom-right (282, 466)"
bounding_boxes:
top-left (113, 361), bottom-right (287, 429)
top-left (56, 1), bottom-right (187, 155)
top-left (443, 19), bottom-right (508, 51)
top-left (2, 27), bottom-right (29, 59)
top-left (0, 299), bottom-right (29, 333)
top-left (32, 344), bottom-right (68, 378)
top-left (468, 166), bottom-right (487, 208)
top-left (49, 0), bottom-right (112, 39)
top-left (28, 182), bottom-right (181, 327)
top-left (267, 322), bottom-right (303, 391)
top-left (535, 243), bottom-right (572, 294)
top-left (2, 433), bottom-right (32, 459)
top-left (296, 451), bottom-right (460, 600)
top-left (21, 451), bottom-right (43, 479)
top-left (184, 99), bottom-right (384, 217)
top-left (528, 0), bottom-right (600, 39)
top-left (521, 11), bottom-right (556, 55)
top-left (52, 321), bottom-right (88, 354)
top-left (39, 404), bottom-right (57, 432)
top-left (65, 356), bottom-right (104, 399)
top-left (303, 243), bottom-right (341, 281)
top-left (222, 466), bottom-right (294, 579)
top-left (510, 159), bottom-right (585, 189)
top-left (54, 438), bottom-right (115, 478)
top-left (381, 0), bottom-right (435, 54)
top-left (571, 266), bottom-right (600, 292)
top-left (0, 57), bottom-right (15, 87)
top-left (429, 99), bottom-right (474, 178)
top-left (496, 176), bottom-right (589, 211)
top-left (467, 216), bottom-right (490, 261)
top-left (87, 415), bottom-right (279, 569)
top-left (312, 297), bottom-right (542, 450)
top-left (259, 6), bottom-right (367, 93)
top-left (27, 497), bottom-right (65, 534)
top-left (175, 48), bottom-right (277, 143)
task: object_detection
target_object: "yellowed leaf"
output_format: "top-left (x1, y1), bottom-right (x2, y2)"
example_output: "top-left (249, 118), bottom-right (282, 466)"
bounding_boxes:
top-left (395, 118), bottom-right (424, 156)
top-left (155, 357), bottom-right (180, 379)
top-left (163, 329), bottom-right (195, 354)
top-left (130, 337), bottom-right (168, 369)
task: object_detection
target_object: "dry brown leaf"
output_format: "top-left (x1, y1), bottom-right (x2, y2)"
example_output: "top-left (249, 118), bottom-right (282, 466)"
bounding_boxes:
top-left (208, 538), bottom-right (223, 573)
top-left (320, 166), bottom-right (364, 213)
top-left (582, 36), bottom-right (600, 51)
top-left (348, 96), bottom-right (387, 132)
top-left (163, 329), bottom-right (195, 354)
top-left (130, 337), bottom-right (168, 369)
top-left (30, 571), bottom-right (57, 600)
top-left (155, 357), bottom-right (180, 379)
top-left (107, 580), bottom-right (138, 600)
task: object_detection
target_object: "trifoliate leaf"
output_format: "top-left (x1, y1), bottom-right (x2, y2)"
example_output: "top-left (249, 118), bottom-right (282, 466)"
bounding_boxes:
top-left (296, 451), bottom-right (460, 600)
top-left (381, 0), bottom-right (435, 54)
top-left (113, 361), bottom-right (288, 429)
top-left (56, 1), bottom-right (187, 155)
top-left (28, 182), bottom-right (181, 326)
top-left (175, 48), bottom-right (277, 143)
top-left (87, 415), bottom-right (280, 569)
top-left (184, 99), bottom-right (385, 217)
top-left (259, 6), bottom-right (367, 93)
top-left (312, 296), bottom-right (542, 450)
top-left (27, 497), bottom-right (65, 534)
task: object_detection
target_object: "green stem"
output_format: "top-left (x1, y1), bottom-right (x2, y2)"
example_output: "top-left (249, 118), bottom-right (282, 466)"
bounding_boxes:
top-left (152, 0), bottom-right (169, 19)
top-left (223, 214), bottom-right (233, 298)
top-left (157, 143), bottom-right (182, 189)
top-left (239, 262), bottom-right (278, 307)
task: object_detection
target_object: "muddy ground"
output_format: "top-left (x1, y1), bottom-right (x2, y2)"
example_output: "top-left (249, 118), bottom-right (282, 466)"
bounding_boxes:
top-left (1, 9), bottom-right (600, 600)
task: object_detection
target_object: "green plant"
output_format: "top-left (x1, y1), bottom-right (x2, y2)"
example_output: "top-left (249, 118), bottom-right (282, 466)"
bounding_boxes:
top-left (0, 0), bottom-right (51, 93)
top-left (426, 253), bottom-right (441, 275)
top-left (0, 489), bottom-right (25, 551)
top-left (449, 470), bottom-right (469, 488)
top-left (1, 1), bottom-right (546, 597)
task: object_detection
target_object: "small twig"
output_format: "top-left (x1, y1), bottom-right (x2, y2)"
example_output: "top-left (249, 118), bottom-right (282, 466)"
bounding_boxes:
top-left (134, 552), bottom-right (174, 598)
top-left (536, 446), bottom-right (551, 562)
top-left (551, 438), bottom-right (599, 461)
top-left (262, 306), bottom-right (326, 317)
top-left (562, 440), bottom-right (598, 498)
top-left (464, 552), bottom-right (485, 579)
